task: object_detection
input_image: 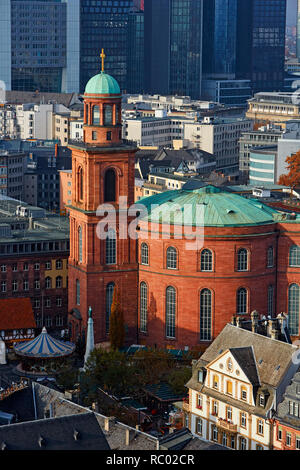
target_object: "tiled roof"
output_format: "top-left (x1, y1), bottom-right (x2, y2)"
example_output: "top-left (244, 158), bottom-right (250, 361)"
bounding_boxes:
top-left (0, 298), bottom-right (36, 331)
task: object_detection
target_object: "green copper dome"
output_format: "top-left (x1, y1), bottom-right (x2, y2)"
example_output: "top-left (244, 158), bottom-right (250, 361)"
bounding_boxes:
top-left (138, 185), bottom-right (289, 227)
top-left (84, 72), bottom-right (121, 95)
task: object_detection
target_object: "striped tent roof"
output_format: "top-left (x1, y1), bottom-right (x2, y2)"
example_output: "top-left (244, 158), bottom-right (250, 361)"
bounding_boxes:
top-left (14, 327), bottom-right (75, 358)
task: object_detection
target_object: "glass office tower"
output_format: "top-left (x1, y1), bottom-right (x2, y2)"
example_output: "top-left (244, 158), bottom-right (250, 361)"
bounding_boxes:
top-left (296, 0), bottom-right (300, 61)
top-left (203, 0), bottom-right (286, 93)
top-left (127, 10), bottom-right (144, 94)
top-left (144, 0), bottom-right (203, 99)
top-left (202, 0), bottom-right (238, 77)
top-left (249, 0), bottom-right (286, 92)
top-left (80, 0), bottom-right (134, 93)
top-left (11, 0), bottom-right (67, 92)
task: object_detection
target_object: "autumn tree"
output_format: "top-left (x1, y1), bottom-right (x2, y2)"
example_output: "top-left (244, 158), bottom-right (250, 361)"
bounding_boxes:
top-left (278, 151), bottom-right (300, 197)
top-left (108, 286), bottom-right (125, 350)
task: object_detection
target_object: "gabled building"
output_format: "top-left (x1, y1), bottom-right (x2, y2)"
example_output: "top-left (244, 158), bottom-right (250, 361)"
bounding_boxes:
top-left (184, 323), bottom-right (299, 450)
top-left (273, 371), bottom-right (300, 450)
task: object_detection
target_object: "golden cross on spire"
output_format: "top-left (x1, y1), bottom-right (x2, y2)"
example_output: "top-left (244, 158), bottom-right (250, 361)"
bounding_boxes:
top-left (100, 48), bottom-right (106, 72)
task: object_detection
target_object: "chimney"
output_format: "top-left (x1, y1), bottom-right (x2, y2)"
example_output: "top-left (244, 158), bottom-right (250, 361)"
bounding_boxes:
top-left (267, 319), bottom-right (279, 340)
top-left (125, 428), bottom-right (135, 446)
top-left (251, 310), bottom-right (260, 333)
top-left (55, 143), bottom-right (58, 158)
top-left (236, 316), bottom-right (243, 328)
top-left (104, 417), bottom-right (114, 432)
top-left (231, 316), bottom-right (237, 326)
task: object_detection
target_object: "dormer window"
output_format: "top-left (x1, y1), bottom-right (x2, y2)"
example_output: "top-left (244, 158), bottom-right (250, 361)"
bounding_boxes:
top-left (198, 369), bottom-right (204, 383)
top-left (259, 394), bottom-right (265, 407)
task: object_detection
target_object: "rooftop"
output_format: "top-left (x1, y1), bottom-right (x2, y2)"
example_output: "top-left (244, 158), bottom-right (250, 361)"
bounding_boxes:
top-left (139, 184), bottom-right (289, 228)
top-left (84, 72), bottom-right (121, 96)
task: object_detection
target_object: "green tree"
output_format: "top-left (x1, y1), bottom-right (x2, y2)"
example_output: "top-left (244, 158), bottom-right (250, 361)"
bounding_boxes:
top-left (167, 367), bottom-right (191, 395)
top-left (278, 151), bottom-right (300, 197)
top-left (108, 287), bottom-right (125, 350)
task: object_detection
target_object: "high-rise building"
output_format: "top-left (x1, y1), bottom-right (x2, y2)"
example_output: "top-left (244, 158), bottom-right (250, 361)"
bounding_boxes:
top-left (144, 0), bottom-right (203, 99)
top-left (202, 0), bottom-right (286, 96)
top-left (0, 0), bottom-right (80, 93)
top-left (297, 0), bottom-right (300, 60)
top-left (126, 9), bottom-right (144, 94)
top-left (80, 0), bottom-right (135, 94)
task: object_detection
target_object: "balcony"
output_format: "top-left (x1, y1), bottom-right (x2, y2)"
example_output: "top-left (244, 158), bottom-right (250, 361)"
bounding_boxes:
top-left (217, 418), bottom-right (237, 433)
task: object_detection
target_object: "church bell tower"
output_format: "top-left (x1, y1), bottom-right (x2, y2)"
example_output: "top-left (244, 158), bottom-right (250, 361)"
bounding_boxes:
top-left (67, 52), bottom-right (138, 345)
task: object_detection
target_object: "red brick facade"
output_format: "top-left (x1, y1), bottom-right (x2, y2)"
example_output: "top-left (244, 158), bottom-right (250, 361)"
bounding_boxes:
top-left (68, 87), bottom-right (138, 344)
top-left (67, 74), bottom-right (300, 350)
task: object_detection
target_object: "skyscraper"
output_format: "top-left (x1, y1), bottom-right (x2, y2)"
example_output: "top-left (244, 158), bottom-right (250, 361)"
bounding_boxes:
top-left (127, 9), bottom-right (144, 94)
top-left (0, 0), bottom-right (80, 93)
top-left (297, 0), bottom-right (300, 61)
top-left (144, 0), bottom-right (203, 99)
top-left (203, 0), bottom-right (286, 94)
top-left (80, 0), bottom-right (135, 94)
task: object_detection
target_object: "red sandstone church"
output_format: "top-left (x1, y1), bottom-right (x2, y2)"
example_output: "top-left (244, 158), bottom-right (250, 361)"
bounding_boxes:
top-left (67, 67), bottom-right (300, 350)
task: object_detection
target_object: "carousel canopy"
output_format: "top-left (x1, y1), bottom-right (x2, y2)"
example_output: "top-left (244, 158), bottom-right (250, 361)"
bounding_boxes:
top-left (14, 327), bottom-right (75, 358)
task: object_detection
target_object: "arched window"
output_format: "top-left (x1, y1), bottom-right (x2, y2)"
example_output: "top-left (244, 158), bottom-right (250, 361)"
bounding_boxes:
top-left (104, 105), bottom-right (113, 125)
top-left (141, 243), bottom-right (149, 265)
top-left (93, 105), bottom-right (100, 125)
top-left (201, 249), bottom-right (213, 272)
top-left (106, 229), bottom-right (116, 265)
top-left (166, 247), bottom-right (177, 270)
top-left (78, 226), bottom-right (82, 263)
top-left (45, 277), bottom-right (52, 289)
top-left (268, 285), bottom-right (274, 317)
top-left (267, 246), bottom-right (274, 268)
top-left (288, 284), bottom-right (300, 336)
top-left (78, 167), bottom-right (83, 200)
top-left (76, 279), bottom-right (80, 305)
top-left (56, 276), bottom-right (62, 289)
top-left (200, 289), bottom-right (212, 341)
top-left (289, 246), bottom-right (300, 267)
top-left (237, 288), bottom-right (248, 315)
top-left (105, 282), bottom-right (115, 334)
top-left (140, 282), bottom-right (148, 333)
top-left (237, 249), bottom-right (248, 272)
top-left (166, 286), bottom-right (176, 338)
top-left (104, 168), bottom-right (116, 202)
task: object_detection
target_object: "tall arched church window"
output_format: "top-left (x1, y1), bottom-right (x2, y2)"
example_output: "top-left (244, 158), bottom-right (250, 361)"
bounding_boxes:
top-left (237, 288), bottom-right (248, 315)
top-left (78, 167), bottom-right (83, 201)
top-left (166, 286), bottom-right (176, 338)
top-left (78, 226), bottom-right (82, 263)
top-left (201, 249), bottom-right (213, 272)
top-left (288, 284), bottom-right (300, 336)
top-left (140, 282), bottom-right (148, 333)
top-left (237, 249), bottom-right (248, 272)
top-left (166, 247), bottom-right (177, 270)
top-left (106, 282), bottom-right (115, 334)
top-left (289, 246), bottom-right (300, 267)
top-left (200, 289), bottom-right (212, 341)
top-left (106, 229), bottom-right (116, 265)
top-left (104, 169), bottom-right (116, 202)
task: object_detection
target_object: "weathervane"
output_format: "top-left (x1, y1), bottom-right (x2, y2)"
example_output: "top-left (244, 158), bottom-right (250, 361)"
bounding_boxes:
top-left (100, 48), bottom-right (106, 73)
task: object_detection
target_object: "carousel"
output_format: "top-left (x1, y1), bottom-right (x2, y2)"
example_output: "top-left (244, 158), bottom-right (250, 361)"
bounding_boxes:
top-left (13, 327), bottom-right (75, 376)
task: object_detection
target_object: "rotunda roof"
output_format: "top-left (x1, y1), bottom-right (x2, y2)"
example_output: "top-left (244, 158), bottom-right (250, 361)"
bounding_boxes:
top-left (138, 185), bottom-right (285, 228)
top-left (84, 72), bottom-right (121, 95)
top-left (14, 327), bottom-right (75, 358)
